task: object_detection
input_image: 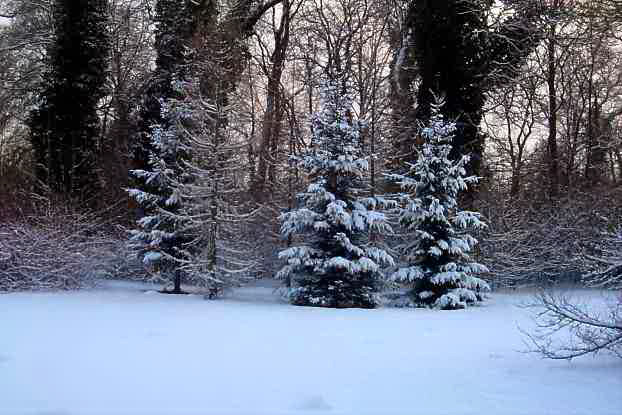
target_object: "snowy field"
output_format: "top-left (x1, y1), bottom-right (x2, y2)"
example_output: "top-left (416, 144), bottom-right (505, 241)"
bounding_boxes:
top-left (1, 281), bottom-right (621, 415)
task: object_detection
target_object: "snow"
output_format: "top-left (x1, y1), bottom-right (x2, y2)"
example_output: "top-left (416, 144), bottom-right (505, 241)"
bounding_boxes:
top-left (1, 282), bottom-right (621, 415)
top-left (278, 78), bottom-right (392, 307)
top-left (388, 110), bottom-right (488, 308)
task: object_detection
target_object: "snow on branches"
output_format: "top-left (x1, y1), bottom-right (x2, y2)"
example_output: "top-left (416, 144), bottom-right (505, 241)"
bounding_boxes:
top-left (524, 291), bottom-right (622, 360)
top-left (128, 76), bottom-right (257, 293)
top-left (127, 78), bottom-right (197, 292)
top-left (277, 78), bottom-right (394, 308)
top-left (583, 227), bottom-right (622, 290)
top-left (388, 104), bottom-right (489, 310)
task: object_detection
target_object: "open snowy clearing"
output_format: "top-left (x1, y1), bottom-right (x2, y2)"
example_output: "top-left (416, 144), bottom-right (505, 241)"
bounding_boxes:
top-left (1, 281), bottom-right (620, 415)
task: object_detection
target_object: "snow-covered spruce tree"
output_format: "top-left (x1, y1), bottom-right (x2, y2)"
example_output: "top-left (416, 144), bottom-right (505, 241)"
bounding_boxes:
top-left (128, 80), bottom-right (195, 294)
top-left (128, 0), bottom-right (198, 293)
top-left (277, 78), bottom-right (394, 308)
top-left (388, 104), bottom-right (489, 310)
top-left (171, 77), bottom-right (260, 291)
top-left (129, 76), bottom-right (259, 294)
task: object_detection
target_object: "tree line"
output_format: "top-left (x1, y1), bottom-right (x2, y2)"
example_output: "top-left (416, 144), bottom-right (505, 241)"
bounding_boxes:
top-left (0, 0), bottom-right (620, 296)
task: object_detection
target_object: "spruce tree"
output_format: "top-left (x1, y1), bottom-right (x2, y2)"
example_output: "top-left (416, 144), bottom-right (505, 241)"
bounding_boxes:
top-left (28, 0), bottom-right (109, 199)
top-left (128, 0), bottom-right (199, 292)
top-left (128, 80), bottom-right (196, 293)
top-left (389, 104), bottom-right (489, 310)
top-left (129, 75), bottom-right (259, 294)
top-left (277, 78), bottom-right (394, 308)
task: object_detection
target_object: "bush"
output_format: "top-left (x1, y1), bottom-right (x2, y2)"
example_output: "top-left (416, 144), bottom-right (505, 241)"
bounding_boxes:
top-left (479, 188), bottom-right (622, 288)
top-left (0, 207), bottom-right (142, 292)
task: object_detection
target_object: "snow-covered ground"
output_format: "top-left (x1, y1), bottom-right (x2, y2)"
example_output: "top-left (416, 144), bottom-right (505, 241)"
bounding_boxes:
top-left (1, 281), bottom-right (620, 415)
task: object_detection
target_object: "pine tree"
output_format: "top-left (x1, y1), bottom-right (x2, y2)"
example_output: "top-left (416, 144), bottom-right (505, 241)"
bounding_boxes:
top-left (389, 104), bottom-right (489, 310)
top-left (277, 78), bottom-right (394, 308)
top-left (28, 0), bottom-right (109, 199)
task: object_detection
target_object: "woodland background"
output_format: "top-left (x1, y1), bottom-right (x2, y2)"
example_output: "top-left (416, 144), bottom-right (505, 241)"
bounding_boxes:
top-left (0, 0), bottom-right (621, 291)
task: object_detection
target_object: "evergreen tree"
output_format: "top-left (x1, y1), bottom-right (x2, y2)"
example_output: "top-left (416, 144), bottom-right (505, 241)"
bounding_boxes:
top-left (129, 76), bottom-right (259, 294)
top-left (277, 79), bottom-right (394, 308)
top-left (128, 0), bottom-right (202, 292)
top-left (389, 104), bottom-right (489, 310)
top-left (28, 0), bottom-right (109, 199)
top-left (392, 0), bottom-right (543, 182)
top-left (132, 0), bottom-right (199, 176)
top-left (128, 80), bottom-right (196, 293)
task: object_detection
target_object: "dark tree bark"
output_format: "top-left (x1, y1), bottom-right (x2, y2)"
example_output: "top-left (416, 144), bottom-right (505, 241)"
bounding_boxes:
top-left (389, 2), bottom-right (418, 161)
top-left (28, 0), bottom-right (109, 202)
top-left (251, 0), bottom-right (292, 201)
top-left (196, 0), bottom-right (284, 115)
top-left (391, 0), bottom-right (544, 184)
top-left (546, 26), bottom-right (559, 197)
top-left (173, 270), bottom-right (182, 294)
top-left (132, 0), bottom-right (283, 176)
top-left (132, 0), bottom-right (214, 176)
top-left (129, 0), bottom-right (283, 289)
top-left (585, 103), bottom-right (610, 185)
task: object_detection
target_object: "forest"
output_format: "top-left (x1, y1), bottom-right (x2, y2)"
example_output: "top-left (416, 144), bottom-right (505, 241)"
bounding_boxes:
top-left (0, 1), bottom-right (621, 413)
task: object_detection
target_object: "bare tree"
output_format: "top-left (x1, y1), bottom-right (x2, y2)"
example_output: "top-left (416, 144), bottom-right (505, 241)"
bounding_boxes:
top-left (100, 0), bottom-right (154, 203)
top-left (479, 190), bottom-right (621, 288)
top-left (484, 69), bottom-right (540, 197)
top-left (250, 0), bottom-right (298, 201)
top-left (390, 0), bottom-right (544, 186)
top-left (0, 0), bottom-right (53, 209)
top-left (524, 291), bottom-right (622, 360)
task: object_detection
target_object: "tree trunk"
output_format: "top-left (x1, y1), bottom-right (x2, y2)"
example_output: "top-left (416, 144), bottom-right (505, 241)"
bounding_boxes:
top-left (173, 270), bottom-right (182, 293)
top-left (586, 104), bottom-right (608, 185)
top-left (510, 167), bottom-right (520, 197)
top-left (546, 26), bottom-right (559, 197)
top-left (251, 2), bottom-right (291, 201)
top-left (389, 2), bottom-right (418, 163)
